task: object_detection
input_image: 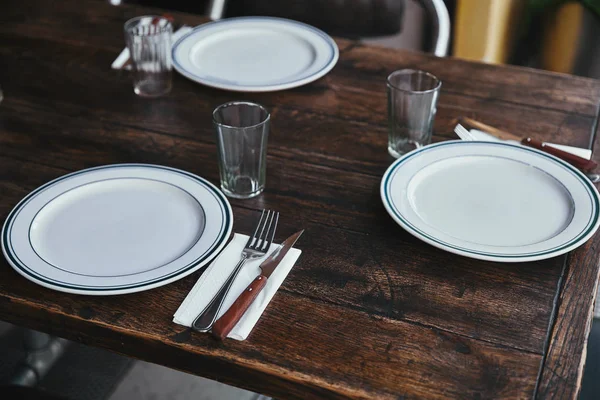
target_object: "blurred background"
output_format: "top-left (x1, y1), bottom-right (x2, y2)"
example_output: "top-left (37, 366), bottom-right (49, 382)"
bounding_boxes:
top-left (115, 0), bottom-right (600, 78)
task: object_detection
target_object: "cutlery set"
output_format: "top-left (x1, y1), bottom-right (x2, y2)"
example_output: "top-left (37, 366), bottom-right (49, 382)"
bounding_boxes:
top-left (211, 229), bottom-right (304, 340)
top-left (191, 209), bottom-right (303, 340)
top-left (454, 119), bottom-right (599, 179)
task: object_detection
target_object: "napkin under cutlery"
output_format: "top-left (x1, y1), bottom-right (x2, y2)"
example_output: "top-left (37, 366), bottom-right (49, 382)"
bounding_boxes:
top-left (468, 128), bottom-right (593, 160)
top-left (173, 233), bottom-right (302, 340)
top-left (111, 26), bottom-right (193, 70)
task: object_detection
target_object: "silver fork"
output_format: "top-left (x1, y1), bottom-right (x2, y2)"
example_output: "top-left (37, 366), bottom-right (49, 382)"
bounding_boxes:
top-left (192, 209), bottom-right (279, 332)
top-left (454, 123), bottom-right (476, 141)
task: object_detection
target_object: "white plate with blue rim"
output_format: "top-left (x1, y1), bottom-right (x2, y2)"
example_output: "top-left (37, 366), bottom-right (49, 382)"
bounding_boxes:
top-left (2, 164), bottom-right (233, 295)
top-left (381, 141), bottom-right (600, 262)
top-left (172, 17), bottom-right (339, 92)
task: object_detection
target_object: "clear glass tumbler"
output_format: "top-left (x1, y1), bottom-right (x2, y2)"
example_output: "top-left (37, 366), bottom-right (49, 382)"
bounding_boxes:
top-left (387, 69), bottom-right (441, 158)
top-left (213, 102), bottom-right (270, 199)
top-left (124, 16), bottom-right (172, 97)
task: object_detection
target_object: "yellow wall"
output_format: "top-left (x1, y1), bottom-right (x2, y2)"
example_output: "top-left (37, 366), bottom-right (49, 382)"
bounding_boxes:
top-left (454, 0), bottom-right (585, 73)
top-left (540, 2), bottom-right (584, 73)
top-left (453, 0), bottom-right (525, 64)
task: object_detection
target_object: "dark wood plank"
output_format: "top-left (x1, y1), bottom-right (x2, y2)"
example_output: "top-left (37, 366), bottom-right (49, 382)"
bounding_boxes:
top-left (0, 107), bottom-right (563, 353)
top-left (0, 0), bottom-right (206, 52)
top-left (536, 235), bottom-right (600, 399)
top-left (0, 157), bottom-right (542, 399)
top-left (1, 0), bottom-right (599, 117)
top-left (536, 134), bottom-right (600, 399)
top-left (0, 35), bottom-right (596, 179)
top-left (331, 46), bottom-right (600, 117)
top-left (0, 0), bottom-right (599, 398)
top-left (0, 286), bottom-right (543, 400)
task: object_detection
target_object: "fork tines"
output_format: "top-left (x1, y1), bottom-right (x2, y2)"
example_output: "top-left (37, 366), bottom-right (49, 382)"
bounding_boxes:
top-left (246, 210), bottom-right (279, 252)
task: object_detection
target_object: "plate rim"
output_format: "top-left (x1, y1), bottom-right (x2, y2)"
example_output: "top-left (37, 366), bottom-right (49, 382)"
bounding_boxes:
top-left (1, 164), bottom-right (233, 295)
top-left (380, 141), bottom-right (600, 262)
top-left (171, 16), bottom-right (339, 92)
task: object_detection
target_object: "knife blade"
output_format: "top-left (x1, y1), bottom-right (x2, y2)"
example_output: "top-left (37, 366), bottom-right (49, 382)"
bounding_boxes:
top-left (211, 230), bottom-right (304, 340)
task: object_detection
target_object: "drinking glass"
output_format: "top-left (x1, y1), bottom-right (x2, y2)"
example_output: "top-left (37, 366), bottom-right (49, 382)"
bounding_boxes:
top-left (124, 16), bottom-right (172, 97)
top-left (387, 69), bottom-right (441, 157)
top-left (213, 102), bottom-right (270, 199)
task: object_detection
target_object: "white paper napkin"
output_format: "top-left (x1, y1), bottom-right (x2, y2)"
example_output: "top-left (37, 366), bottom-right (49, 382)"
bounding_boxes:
top-left (468, 129), bottom-right (592, 160)
top-left (112, 26), bottom-right (193, 70)
top-left (173, 233), bottom-right (302, 340)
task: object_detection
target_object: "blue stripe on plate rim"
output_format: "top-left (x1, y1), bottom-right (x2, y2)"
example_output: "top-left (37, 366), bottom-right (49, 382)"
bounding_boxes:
top-left (26, 176), bottom-right (207, 279)
top-left (381, 141), bottom-right (600, 258)
top-left (171, 16), bottom-right (338, 89)
top-left (1, 164), bottom-right (232, 291)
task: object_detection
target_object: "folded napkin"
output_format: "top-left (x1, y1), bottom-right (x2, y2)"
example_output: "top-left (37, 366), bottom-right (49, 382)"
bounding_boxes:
top-left (173, 234), bottom-right (302, 340)
top-left (469, 129), bottom-right (593, 160)
top-left (111, 26), bottom-right (193, 70)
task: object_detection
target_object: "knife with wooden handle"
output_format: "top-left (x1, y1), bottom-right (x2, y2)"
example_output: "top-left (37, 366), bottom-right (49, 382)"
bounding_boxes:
top-left (458, 116), bottom-right (597, 171)
top-left (211, 230), bottom-right (304, 340)
top-left (521, 138), bottom-right (598, 171)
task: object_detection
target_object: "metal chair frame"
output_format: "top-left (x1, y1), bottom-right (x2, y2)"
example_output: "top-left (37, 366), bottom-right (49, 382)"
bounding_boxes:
top-left (205, 0), bottom-right (450, 56)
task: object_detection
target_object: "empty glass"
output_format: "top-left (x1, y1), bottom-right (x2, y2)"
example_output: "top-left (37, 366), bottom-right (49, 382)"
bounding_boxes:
top-left (213, 102), bottom-right (270, 199)
top-left (124, 16), bottom-right (172, 97)
top-left (387, 69), bottom-right (441, 158)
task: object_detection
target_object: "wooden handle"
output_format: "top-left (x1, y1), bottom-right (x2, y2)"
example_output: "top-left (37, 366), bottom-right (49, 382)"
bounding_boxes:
top-left (522, 138), bottom-right (597, 172)
top-left (458, 117), bottom-right (522, 142)
top-left (211, 275), bottom-right (268, 340)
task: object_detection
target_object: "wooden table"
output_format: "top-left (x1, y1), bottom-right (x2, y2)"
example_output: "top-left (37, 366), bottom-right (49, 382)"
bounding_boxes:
top-left (1, 1), bottom-right (600, 398)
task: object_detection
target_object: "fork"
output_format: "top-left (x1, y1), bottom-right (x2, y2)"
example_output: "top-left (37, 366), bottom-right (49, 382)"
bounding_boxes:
top-left (192, 209), bottom-right (279, 332)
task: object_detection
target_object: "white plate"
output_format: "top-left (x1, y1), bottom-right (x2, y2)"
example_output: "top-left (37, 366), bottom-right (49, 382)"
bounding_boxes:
top-left (381, 141), bottom-right (600, 262)
top-left (172, 17), bottom-right (339, 92)
top-left (2, 164), bottom-right (233, 295)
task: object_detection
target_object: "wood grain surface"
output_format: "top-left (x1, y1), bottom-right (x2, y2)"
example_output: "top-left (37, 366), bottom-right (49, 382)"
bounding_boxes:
top-left (0, 0), bottom-right (599, 398)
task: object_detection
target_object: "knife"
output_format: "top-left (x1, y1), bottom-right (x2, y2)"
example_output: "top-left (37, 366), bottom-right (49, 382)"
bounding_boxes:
top-left (458, 116), bottom-right (597, 171)
top-left (211, 230), bottom-right (304, 340)
top-left (521, 137), bottom-right (597, 172)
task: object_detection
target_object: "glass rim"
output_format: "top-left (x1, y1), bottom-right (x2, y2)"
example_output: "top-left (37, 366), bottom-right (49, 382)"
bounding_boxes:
top-left (212, 101), bottom-right (271, 129)
top-left (386, 69), bottom-right (442, 94)
top-left (124, 15), bottom-right (173, 36)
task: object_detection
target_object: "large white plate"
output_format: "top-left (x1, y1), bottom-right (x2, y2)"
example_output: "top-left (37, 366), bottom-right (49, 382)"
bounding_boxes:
top-left (172, 17), bottom-right (339, 92)
top-left (2, 164), bottom-right (233, 295)
top-left (381, 141), bottom-right (600, 262)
